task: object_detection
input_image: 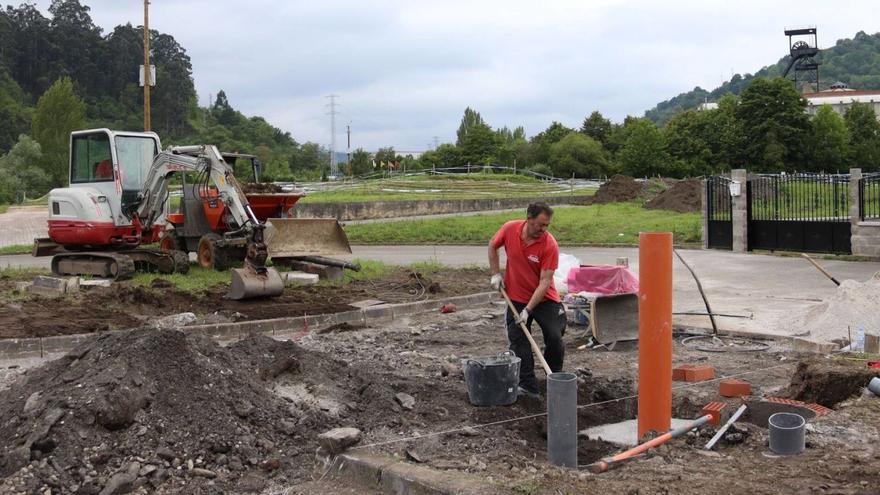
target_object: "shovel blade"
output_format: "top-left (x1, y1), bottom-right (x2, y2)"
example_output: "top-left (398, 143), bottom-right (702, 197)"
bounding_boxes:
top-left (228, 266), bottom-right (284, 300)
top-left (265, 218), bottom-right (352, 258)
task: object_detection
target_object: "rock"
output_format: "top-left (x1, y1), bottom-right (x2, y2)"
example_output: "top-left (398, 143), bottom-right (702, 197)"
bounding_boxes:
top-left (317, 427), bottom-right (362, 454)
top-left (138, 465), bottom-right (157, 477)
top-left (156, 447), bottom-right (175, 462)
top-left (97, 472), bottom-right (136, 495)
top-left (234, 400), bottom-right (255, 418)
top-left (395, 392), bottom-right (416, 410)
top-left (23, 392), bottom-right (43, 415)
top-left (149, 312), bottom-right (197, 330)
top-left (405, 449), bottom-right (425, 463)
top-left (190, 468), bottom-right (217, 479)
top-left (459, 427), bottom-right (481, 437)
top-left (440, 363), bottom-right (460, 378)
top-left (186, 459), bottom-right (194, 470)
top-left (262, 458), bottom-right (281, 471)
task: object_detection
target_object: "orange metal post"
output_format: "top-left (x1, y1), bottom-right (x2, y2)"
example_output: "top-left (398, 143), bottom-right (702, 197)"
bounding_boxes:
top-left (637, 232), bottom-right (673, 439)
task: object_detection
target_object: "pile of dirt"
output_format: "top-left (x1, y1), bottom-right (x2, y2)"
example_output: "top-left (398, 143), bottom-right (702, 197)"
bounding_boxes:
top-left (0, 329), bottom-right (387, 493)
top-left (645, 178), bottom-right (702, 213)
top-left (788, 273), bottom-right (880, 343)
top-left (586, 175), bottom-right (643, 205)
top-left (784, 359), bottom-right (880, 408)
top-left (241, 182), bottom-right (283, 194)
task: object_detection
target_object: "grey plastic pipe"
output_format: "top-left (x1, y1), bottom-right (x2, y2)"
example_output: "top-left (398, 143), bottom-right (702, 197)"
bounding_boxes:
top-left (547, 372), bottom-right (578, 468)
top-left (769, 412), bottom-right (806, 455)
top-left (869, 377), bottom-right (880, 396)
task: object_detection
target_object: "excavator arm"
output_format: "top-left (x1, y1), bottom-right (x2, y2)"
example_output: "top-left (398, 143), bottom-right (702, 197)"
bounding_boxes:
top-left (135, 144), bottom-right (282, 299)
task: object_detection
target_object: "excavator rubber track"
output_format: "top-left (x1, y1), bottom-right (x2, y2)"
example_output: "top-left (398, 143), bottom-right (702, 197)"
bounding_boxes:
top-left (51, 252), bottom-right (137, 280)
top-left (50, 249), bottom-right (189, 280)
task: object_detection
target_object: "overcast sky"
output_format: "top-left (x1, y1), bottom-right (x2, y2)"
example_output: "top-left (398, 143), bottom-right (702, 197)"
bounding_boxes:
top-left (33, 1), bottom-right (880, 151)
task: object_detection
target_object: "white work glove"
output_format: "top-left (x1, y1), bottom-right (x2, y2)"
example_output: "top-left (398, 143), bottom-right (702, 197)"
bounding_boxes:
top-left (490, 273), bottom-right (504, 291)
top-left (518, 307), bottom-right (531, 324)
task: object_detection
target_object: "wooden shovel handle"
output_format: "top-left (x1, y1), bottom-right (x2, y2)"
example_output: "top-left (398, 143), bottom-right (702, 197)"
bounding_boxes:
top-left (500, 288), bottom-right (552, 375)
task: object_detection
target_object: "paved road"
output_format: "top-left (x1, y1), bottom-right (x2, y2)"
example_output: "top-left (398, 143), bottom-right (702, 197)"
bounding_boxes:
top-left (0, 206), bottom-right (47, 247)
top-left (3, 245), bottom-right (877, 342)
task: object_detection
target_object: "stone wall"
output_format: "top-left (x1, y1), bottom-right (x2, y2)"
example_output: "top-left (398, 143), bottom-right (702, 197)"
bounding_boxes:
top-left (851, 168), bottom-right (880, 257)
top-left (292, 195), bottom-right (592, 222)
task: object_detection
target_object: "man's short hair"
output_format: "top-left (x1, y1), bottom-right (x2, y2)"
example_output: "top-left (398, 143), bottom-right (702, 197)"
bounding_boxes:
top-left (527, 202), bottom-right (553, 218)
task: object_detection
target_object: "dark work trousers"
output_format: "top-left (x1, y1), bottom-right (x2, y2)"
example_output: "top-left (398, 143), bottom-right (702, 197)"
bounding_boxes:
top-left (506, 299), bottom-right (566, 392)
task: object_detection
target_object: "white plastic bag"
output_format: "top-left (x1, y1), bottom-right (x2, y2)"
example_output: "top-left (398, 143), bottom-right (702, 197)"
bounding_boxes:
top-left (553, 253), bottom-right (581, 295)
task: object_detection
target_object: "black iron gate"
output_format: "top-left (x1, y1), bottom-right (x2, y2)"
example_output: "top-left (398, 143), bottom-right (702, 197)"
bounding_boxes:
top-left (706, 176), bottom-right (733, 250)
top-left (747, 173), bottom-right (851, 254)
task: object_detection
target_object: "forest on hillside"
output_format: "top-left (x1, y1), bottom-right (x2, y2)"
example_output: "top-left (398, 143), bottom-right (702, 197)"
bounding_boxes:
top-left (645, 31), bottom-right (880, 125)
top-left (0, 0), bottom-right (330, 202)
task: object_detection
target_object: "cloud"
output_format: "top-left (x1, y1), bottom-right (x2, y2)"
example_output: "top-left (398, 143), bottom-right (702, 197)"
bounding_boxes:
top-left (33, 0), bottom-right (880, 150)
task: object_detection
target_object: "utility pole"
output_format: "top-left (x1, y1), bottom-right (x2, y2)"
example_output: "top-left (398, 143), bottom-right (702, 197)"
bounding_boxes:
top-left (432, 136), bottom-right (440, 149)
top-left (326, 94), bottom-right (340, 177)
top-left (346, 123), bottom-right (352, 177)
top-left (143, 0), bottom-right (151, 132)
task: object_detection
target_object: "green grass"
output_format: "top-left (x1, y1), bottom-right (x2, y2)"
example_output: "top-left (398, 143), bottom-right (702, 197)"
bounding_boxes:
top-left (300, 174), bottom-right (594, 204)
top-left (0, 244), bottom-right (31, 255)
top-left (344, 203), bottom-right (702, 245)
top-left (131, 266), bottom-right (231, 293)
top-left (0, 204), bottom-right (8, 214)
top-left (340, 259), bottom-right (393, 282)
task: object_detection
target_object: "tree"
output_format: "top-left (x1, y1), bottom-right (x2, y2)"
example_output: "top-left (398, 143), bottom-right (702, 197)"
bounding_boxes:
top-left (735, 78), bottom-right (810, 172)
top-left (31, 77), bottom-right (85, 185)
top-left (808, 105), bottom-right (850, 172)
top-left (663, 110), bottom-right (714, 176)
top-left (580, 111), bottom-right (612, 145)
top-left (616, 118), bottom-right (670, 177)
top-left (549, 133), bottom-right (608, 178)
top-left (0, 68), bottom-right (31, 152)
top-left (0, 134), bottom-right (50, 203)
top-left (456, 107), bottom-right (486, 146)
top-left (349, 148), bottom-right (372, 175)
top-left (527, 121), bottom-right (574, 166)
top-left (457, 122), bottom-right (497, 166)
top-left (844, 101), bottom-right (880, 171)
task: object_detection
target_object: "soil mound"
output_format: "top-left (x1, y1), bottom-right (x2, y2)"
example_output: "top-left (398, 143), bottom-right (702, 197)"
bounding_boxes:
top-left (0, 329), bottom-right (372, 493)
top-left (785, 359), bottom-right (880, 408)
top-left (645, 178), bottom-right (701, 213)
top-left (586, 175), bottom-right (643, 205)
top-left (241, 182), bottom-right (283, 194)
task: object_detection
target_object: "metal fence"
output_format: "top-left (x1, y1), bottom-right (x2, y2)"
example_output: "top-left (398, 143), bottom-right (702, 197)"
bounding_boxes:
top-left (860, 173), bottom-right (880, 221)
top-left (748, 173), bottom-right (850, 222)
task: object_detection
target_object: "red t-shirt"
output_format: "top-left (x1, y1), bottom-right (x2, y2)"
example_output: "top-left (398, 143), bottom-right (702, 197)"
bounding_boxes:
top-left (491, 220), bottom-right (560, 304)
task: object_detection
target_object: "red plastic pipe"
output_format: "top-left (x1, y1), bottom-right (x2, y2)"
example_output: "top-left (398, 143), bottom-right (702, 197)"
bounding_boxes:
top-left (637, 232), bottom-right (673, 439)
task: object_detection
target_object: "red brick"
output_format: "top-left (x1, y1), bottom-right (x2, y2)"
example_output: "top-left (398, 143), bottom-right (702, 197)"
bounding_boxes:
top-left (804, 403), bottom-right (832, 416)
top-left (719, 378), bottom-right (751, 397)
top-left (673, 364), bottom-right (715, 382)
top-left (701, 401), bottom-right (727, 426)
top-left (672, 365), bottom-right (693, 381)
top-left (684, 365), bottom-right (715, 382)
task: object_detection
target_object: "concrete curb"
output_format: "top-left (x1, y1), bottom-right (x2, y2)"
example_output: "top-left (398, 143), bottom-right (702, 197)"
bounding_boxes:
top-left (333, 453), bottom-right (507, 495)
top-left (0, 292), bottom-right (499, 360)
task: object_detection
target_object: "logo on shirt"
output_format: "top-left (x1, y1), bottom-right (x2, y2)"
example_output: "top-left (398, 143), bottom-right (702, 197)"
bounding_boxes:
top-left (527, 254), bottom-right (539, 263)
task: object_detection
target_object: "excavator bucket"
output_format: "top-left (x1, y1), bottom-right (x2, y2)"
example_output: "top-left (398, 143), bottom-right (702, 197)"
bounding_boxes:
top-left (264, 218), bottom-right (352, 258)
top-left (228, 265), bottom-right (285, 300)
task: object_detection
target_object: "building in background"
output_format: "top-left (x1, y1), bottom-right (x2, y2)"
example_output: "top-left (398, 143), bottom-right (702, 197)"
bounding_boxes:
top-left (804, 82), bottom-right (880, 119)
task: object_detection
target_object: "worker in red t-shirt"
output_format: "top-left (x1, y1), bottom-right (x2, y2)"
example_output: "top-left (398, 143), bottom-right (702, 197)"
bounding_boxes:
top-left (488, 202), bottom-right (566, 397)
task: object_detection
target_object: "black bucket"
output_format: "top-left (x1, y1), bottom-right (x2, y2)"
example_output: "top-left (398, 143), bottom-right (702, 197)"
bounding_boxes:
top-left (463, 352), bottom-right (521, 406)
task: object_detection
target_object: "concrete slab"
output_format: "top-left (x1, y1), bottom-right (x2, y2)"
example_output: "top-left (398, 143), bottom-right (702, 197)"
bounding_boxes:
top-left (580, 418), bottom-right (692, 447)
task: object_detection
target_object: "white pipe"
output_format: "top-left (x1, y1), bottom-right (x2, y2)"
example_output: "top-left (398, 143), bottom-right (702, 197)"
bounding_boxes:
top-left (705, 404), bottom-right (747, 450)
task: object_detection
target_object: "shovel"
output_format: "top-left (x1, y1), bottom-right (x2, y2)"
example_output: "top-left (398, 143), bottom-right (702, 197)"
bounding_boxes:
top-left (499, 287), bottom-right (577, 468)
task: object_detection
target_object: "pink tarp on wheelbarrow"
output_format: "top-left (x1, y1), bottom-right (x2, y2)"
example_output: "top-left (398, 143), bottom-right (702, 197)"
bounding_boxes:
top-left (565, 265), bottom-right (639, 295)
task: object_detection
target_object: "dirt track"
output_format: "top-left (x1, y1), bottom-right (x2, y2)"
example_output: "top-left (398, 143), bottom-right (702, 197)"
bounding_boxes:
top-left (0, 267), bottom-right (488, 339)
